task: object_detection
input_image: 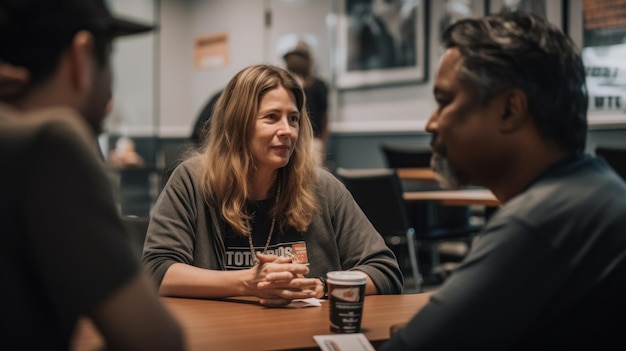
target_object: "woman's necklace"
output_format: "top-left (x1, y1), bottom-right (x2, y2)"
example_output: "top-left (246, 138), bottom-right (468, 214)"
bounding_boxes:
top-left (248, 176), bottom-right (281, 265)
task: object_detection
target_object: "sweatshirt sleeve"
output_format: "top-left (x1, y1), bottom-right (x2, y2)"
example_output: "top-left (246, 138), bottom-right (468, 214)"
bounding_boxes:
top-left (142, 159), bottom-right (203, 287)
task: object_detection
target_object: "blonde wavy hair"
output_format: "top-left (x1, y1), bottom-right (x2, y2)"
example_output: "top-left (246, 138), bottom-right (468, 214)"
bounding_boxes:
top-left (198, 64), bottom-right (318, 236)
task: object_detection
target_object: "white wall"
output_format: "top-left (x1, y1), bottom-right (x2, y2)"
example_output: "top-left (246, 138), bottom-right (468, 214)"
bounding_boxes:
top-left (158, 0), bottom-right (194, 137)
top-left (265, 0), bottom-right (334, 81)
top-left (106, 0), bottom-right (156, 136)
top-left (156, 0), bottom-right (440, 137)
top-left (157, 0), bottom-right (266, 137)
top-left (106, 0), bottom-right (438, 137)
top-left (189, 0), bottom-right (266, 132)
top-left (111, 0), bottom-right (620, 138)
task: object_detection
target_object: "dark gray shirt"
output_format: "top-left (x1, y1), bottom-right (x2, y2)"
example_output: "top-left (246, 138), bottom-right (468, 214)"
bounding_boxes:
top-left (0, 105), bottom-right (138, 351)
top-left (382, 155), bottom-right (626, 350)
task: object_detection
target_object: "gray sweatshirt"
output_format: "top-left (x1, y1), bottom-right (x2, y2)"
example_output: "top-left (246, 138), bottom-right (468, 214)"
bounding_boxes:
top-left (142, 157), bottom-right (404, 295)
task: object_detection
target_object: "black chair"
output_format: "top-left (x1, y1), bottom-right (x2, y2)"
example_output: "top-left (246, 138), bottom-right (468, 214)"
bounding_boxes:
top-left (381, 143), bottom-right (432, 169)
top-left (120, 215), bottom-right (150, 260)
top-left (596, 147), bottom-right (626, 181)
top-left (335, 167), bottom-right (423, 292)
top-left (380, 143), bottom-right (482, 278)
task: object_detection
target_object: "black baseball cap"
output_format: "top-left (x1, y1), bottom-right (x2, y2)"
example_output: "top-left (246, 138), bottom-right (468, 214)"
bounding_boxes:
top-left (0, 0), bottom-right (154, 42)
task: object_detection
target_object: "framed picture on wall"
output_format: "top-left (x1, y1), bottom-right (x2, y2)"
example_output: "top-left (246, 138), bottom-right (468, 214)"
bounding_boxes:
top-left (488, 0), bottom-right (563, 29)
top-left (335, 0), bottom-right (427, 89)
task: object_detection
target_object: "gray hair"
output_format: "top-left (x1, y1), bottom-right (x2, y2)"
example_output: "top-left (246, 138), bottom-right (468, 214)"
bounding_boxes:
top-left (442, 11), bottom-right (588, 154)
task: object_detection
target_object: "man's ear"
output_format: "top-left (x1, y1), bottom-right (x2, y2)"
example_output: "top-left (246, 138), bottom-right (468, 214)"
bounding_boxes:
top-left (67, 30), bottom-right (95, 94)
top-left (499, 89), bottom-right (529, 133)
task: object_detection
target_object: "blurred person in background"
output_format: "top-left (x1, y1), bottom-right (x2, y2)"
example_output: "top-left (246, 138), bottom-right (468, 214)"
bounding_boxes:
top-left (283, 40), bottom-right (329, 166)
top-left (189, 89), bottom-right (223, 148)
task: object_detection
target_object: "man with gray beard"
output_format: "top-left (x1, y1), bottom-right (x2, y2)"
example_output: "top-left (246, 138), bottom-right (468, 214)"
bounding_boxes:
top-left (381, 11), bottom-right (626, 350)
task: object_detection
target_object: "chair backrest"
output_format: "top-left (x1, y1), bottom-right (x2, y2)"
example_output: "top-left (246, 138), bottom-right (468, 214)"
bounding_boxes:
top-left (381, 143), bottom-right (432, 169)
top-left (596, 147), bottom-right (626, 181)
top-left (337, 168), bottom-right (425, 292)
top-left (335, 168), bottom-right (410, 237)
top-left (381, 143), bottom-right (473, 229)
top-left (120, 215), bottom-right (150, 259)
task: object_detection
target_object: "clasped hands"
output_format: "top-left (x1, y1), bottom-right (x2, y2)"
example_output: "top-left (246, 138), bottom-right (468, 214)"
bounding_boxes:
top-left (245, 253), bottom-right (324, 307)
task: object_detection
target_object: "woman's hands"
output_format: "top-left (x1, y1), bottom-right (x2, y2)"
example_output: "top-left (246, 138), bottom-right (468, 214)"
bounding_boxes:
top-left (244, 253), bottom-right (324, 307)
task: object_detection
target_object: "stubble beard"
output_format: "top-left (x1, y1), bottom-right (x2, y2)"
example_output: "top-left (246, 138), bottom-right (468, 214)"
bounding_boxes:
top-left (431, 147), bottom-right (466, 190)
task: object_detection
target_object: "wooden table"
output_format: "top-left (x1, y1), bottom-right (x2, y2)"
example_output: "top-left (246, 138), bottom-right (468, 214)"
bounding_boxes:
top-left (396, 168), bottom-right (437, 182)
top-left (404, 189), bottom-right (500, 207)
top-left (72, 293), bottom-right (434, 351)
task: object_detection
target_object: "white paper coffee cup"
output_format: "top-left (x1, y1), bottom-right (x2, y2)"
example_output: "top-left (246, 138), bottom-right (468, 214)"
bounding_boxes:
top-left (327, 271), bottom-right (367, 333)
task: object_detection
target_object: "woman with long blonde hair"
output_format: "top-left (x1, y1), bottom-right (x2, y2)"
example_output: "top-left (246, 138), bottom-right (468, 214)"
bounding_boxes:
top-left (143, 64), bottom-right (402, 306)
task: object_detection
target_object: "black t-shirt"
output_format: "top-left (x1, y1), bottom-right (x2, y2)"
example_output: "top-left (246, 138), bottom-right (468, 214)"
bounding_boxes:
top-left (0, 107), bottom-right (139, 350)
top-left (304, 78), bottom-right (328, 139)
top-left (190, 89), bottom-right (223, 145)
top-left (223, 199), bottom-right (309, 269)
top-left (381, 155), bottom-right (626, 350)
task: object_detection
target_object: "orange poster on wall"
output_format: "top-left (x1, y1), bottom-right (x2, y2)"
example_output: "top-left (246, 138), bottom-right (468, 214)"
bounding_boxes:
top-left (194, 32), bottom-right (229, 69)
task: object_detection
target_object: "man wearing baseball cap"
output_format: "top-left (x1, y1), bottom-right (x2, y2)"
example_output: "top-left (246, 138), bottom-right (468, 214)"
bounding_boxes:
top-left (282, 39), bottom-right (329, 165)
top-left (0, 0), bottom-right (184, 350)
